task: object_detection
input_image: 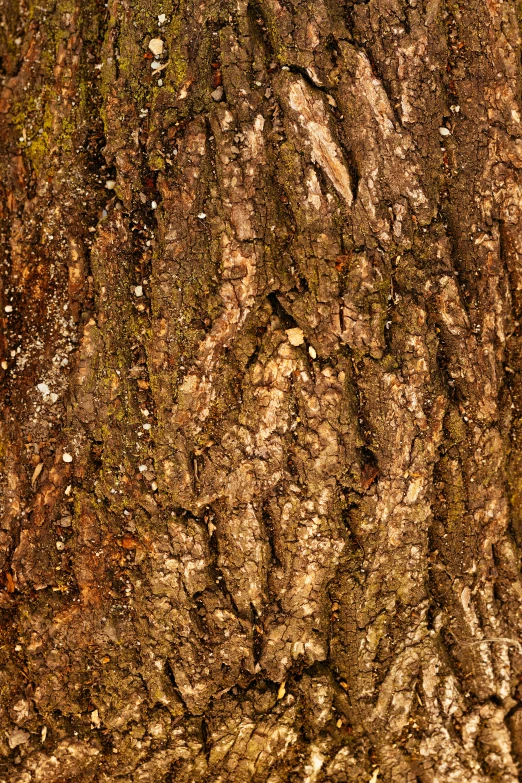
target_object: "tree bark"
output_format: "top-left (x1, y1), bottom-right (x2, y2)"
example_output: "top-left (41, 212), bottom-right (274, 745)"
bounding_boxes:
top-left (2, 0), bottom-right (522, 780)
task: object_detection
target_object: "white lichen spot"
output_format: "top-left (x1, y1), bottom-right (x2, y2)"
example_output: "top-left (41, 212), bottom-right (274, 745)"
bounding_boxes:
top-left (8, 729), bottom-right (30, 749)
top-left (37, 382), bottom-right (50, 396)
top-left (148, 38), bottom-right (164, 56)
top-left (405, 477), bottom-right (423, 503)
top-left (303, 746), bottom-right (326, 783)
top-left (305, 168), bottom-right (323, 211)
top-left (286, 327), bottom-right (305, 346)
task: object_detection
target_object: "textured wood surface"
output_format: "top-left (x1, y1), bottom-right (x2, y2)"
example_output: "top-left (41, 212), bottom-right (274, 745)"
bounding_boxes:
top-left (2, 0), bottom-right (522, 780)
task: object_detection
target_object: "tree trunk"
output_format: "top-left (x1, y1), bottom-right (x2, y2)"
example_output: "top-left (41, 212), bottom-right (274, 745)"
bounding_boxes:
top-left (2, 0), bottom-right (522, 780)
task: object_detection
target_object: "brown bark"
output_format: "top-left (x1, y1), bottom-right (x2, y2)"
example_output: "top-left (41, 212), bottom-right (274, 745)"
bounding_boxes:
top-left (2, 0), bottom-right (522, 780)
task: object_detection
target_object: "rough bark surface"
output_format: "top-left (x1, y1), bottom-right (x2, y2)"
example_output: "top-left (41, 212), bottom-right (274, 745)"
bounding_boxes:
top-left (2, 0), bottom-right (522, 780)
